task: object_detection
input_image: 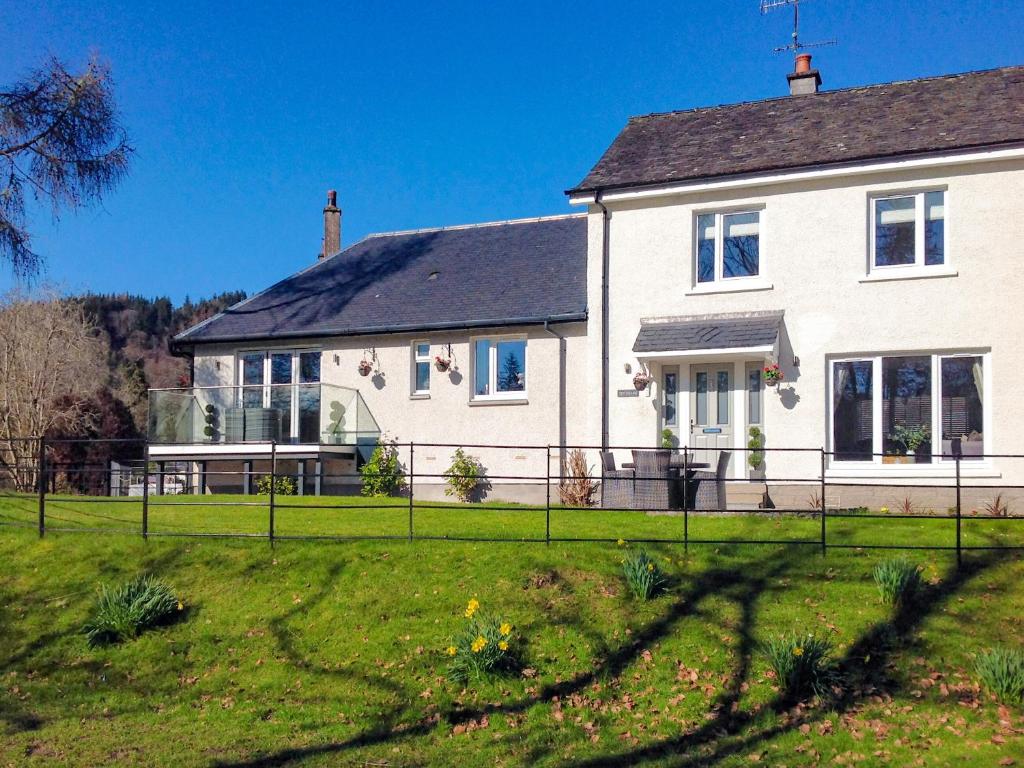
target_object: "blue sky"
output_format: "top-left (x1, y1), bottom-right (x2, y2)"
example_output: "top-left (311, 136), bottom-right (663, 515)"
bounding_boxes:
top-left (3, 0), bottom-right (1022, 303)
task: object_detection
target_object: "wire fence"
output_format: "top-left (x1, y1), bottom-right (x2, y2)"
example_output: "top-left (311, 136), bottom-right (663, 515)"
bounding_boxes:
top-left (1, 436), bottom-right (1023, 563)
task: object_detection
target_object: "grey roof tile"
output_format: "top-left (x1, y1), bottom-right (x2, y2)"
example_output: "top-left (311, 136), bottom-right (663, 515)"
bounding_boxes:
top-left (177, 215), bottom-right (587, 344)
top-left (633, 313), bottom-right (783, 354)
top-left (571, 66), bottom-right (1024, 194)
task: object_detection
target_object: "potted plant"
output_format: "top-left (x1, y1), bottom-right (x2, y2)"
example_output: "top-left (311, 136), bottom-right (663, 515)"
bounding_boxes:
top-left (762, 363), bottom-right (783, 386)
top-left (202, 403), bottom-right (219, 443)
top-left (747, 426), bottom-right (765, 478)
top-left (633, 371), bottom-right (652, 391)
top-left (885, 424), bottom-right (930, 464)
top-left (661, 428), bottom-right (676, 449)
top-left (357, 359), bottom-right (373, 377)
top-left (434, 354), bottom-right (452, 372)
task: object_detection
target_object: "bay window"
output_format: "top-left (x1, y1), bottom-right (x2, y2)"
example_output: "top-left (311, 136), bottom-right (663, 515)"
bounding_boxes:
top-left (831, 352), bottom-right (985, 464)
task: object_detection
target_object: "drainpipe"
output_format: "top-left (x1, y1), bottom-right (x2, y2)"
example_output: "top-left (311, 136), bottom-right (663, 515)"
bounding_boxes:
top-left (543, 320), bottom-right (567, 480)
top-left (593, 191), bottom-right (611, 451)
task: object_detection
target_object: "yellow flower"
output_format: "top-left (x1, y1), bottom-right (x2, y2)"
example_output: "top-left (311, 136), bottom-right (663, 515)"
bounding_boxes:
top-left (880, 506), bottom-right (889, 514)
top-left (793, 647), bottom-right (804, 657)
top-left (617, 539), bottom-right (626, 547)
top-left (446, 645), bottom-right (457, 656)
top-left (646, 562), bottom-right (655, 572)
top-left (176, 601), bottom-right (184, 611)
top-left (465, 598), bottom-right (480, 618)
top-left (471, 635), bottom-right (487, 653)
top-left (499, 622), bottom-right (512, 636)
top-left (498, 640), bottom-right (509, 651)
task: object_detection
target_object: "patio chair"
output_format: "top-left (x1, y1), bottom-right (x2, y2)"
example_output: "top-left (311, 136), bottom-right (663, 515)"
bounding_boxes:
top-left (689, 451), bottom-right (732, 511)
top-left (599, 451), bottom-right (634, 509)
top-left (631, 449), bottom-right (678, 511)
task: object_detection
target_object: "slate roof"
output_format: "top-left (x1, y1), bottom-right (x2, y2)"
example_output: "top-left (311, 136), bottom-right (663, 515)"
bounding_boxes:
top-left (176, 215), bottom-right (587, 344)
top-left (633, 312), bottom-right (784, 355)
top-left (570, 65), bottom-right (1024, 194)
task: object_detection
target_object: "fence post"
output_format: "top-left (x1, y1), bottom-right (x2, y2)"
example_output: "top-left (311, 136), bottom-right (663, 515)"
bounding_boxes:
top-left (142, 442), bottom-right (150, 539)
top-left (682, 447), bottom-right (689, 552)
top-left (408, 442), bottom-right (414, 542)
top-left (269, 440), bottom-right (277, 547)
top-left (955, 453), bottom-right (962, 568)
top-left (37, 436), bottom-right (46, 538)
top-left (545, 445), bottom-right (551, 545)
top-left (819, 448), bottom-right (827, 556)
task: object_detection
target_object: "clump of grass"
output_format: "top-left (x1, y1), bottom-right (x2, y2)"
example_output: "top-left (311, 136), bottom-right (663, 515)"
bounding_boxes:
top-left (873, 557), bottom-right (923, 606)
top-left (446, 599), bottom-right (517, 683)
top-left (975, 647), bottom-right (1024, 704)
top-left (83, 575), bottom-right (182, 647)
top-left (621, 549), bottom-right (667, 600)
top-left (760, 633), bottom-right (837, 700)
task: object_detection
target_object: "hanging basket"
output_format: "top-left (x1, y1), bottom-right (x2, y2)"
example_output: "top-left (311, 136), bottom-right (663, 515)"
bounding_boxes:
top-left (633, 371), bottom-right (652, 391)
top-left (762, 363), bottom-right (783, 386)
top-left (434, 356), bottom-right (452, 373)
top-left (357, 360), bottom-right (373, 377)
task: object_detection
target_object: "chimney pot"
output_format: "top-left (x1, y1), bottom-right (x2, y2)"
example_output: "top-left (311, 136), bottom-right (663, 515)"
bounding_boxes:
top-left (787, 53), bottom-right (821, 96)
top-left (320, 189), bottom-right (342, 261)
top-left (795, 53), bottom-right (812, 74)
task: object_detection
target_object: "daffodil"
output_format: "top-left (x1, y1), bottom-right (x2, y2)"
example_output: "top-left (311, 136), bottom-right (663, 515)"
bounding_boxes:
top-left (498, 640), bottom-right (509, 651)
top-left (617, 539), bottom-right (626, 547)
top-left (447, 645), bottom-right (457, 656)
top-left (880, 506), bottom-right (889, 514)
top-left (646, 562), bottom-right (655, 572)
top-left (471, 635), bottom-right (487, 653)
top-left (499, 622), bottom-right (511, 636)
top-left (176, 601), bottom-right (184, 611)
top-left (465, 598), bottom-right (480, 618)
top-left (793, 647), bottom-right (804, 657)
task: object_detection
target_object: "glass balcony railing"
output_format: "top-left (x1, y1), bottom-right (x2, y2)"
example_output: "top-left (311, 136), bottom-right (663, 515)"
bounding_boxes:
top-left (147, 383), bottom-right (381, 447)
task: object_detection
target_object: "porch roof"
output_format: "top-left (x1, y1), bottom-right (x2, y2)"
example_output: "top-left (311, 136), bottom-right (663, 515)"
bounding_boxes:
top-left (632, 311), bottom-right (783, 357)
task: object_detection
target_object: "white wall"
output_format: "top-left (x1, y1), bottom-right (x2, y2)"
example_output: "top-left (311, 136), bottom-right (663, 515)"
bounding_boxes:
top-left (190, 323), bottom-right (591, 496)
top-left (585, 157), bottom-right (1024, 484)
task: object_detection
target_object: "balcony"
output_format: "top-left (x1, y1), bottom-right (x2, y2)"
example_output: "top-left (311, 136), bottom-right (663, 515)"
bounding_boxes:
top-left (147, 383), bottom-right (381, 447)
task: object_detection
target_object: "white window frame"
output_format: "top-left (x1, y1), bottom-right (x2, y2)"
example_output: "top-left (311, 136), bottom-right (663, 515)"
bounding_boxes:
top-left (411, 340), bottom-right (431, 397)
top-left (235, 348), bottom-right (322, 439)
top-left (470, 335), bottom-right (528, 402)
top-left (692, 207), bottom-right (766, 289)
top-left (868, 188), bottom-right (948, 277)
top-left (827, 350), bottom-right (991, 474)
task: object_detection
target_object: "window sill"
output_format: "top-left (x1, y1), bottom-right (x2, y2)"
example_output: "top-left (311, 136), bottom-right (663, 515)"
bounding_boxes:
top-left (409, 393), bottom-right (430, 401)
top-left (826, 462), bottom-right (999, 480)
top-left (685, 279), bottom-right (773, 296)
top-left (469, 397), bottom-right (529, 407)
top-left (860, 266), bottom-right (957, 283)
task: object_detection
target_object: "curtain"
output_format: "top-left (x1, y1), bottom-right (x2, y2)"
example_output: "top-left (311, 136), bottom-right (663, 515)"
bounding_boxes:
top-left (972, 360), bottom-right (983, 403)
top-left (833, 363), bottom-right (850, 408)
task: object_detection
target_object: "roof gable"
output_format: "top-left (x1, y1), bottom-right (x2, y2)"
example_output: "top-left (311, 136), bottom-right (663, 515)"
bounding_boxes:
top-left (177, 215), bottom-right (587, 344)
top-left (571, 66), bottom-right (1024, 194)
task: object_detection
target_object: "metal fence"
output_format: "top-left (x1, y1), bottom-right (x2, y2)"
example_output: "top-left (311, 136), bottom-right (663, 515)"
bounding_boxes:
top-left (1, 436), bottom-right (1023, 563)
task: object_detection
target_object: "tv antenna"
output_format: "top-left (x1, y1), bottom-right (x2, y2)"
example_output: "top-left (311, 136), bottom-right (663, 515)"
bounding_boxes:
top-left (760, 0), bottom-right (836, 54)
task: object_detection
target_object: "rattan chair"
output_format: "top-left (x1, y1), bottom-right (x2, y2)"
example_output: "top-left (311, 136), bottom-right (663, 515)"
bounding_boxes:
top-left (631, 449), bottom-right (678, 511)
top-left (599, 451), bottom-right (634, 509)
top-left (690, 451), bottom-right (732, 511)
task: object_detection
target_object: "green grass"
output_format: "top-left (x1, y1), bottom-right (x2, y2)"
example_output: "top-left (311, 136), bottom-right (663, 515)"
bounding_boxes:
top-left (1, 495), bottom-right (1023, 766)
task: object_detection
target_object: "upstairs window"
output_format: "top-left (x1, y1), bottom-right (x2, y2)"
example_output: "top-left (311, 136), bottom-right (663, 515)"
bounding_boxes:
top-left (696, 210), bottom-right (761, 284)
top-left (871, 191), bottom-right (945, 270)
top-left (473, 337), bottom-right (526, 400)
top-left (412, 341), bottom-right (431, 395)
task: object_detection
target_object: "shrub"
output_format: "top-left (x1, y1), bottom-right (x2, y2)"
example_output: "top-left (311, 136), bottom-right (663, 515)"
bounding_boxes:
top-left (622, 549), bottom-right (667, 600)
top-left (446, 598), bottom-right (517, 683)
top-left (984, 493), bottom-right (1010, 517)
top-left (748, 426), bottom-right (765, 470)
top-left (255, 474), bottom-right (296, 496)
top-left (83, 575), bottom-right (182, 647)
top-left (873, 557), bottom-right (922, 606)
top-left (975, 647), bottom-right (1024, 704)
top-left (361, 437), bottom-right (405, 497)
top-left (760, 633), bottom-right (836, 700)
top-left (660, 428), bottom-right (675, 449)
top-left (443, 448), bottom-right (483, 503)
top-left (559, 449), bottom-right (597, 508)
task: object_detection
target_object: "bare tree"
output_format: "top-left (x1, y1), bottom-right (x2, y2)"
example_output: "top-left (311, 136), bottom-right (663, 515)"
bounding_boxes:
top-left (0, 290), bottom-right (109, 490)
top-left (1, 55), bottom-right (132, 277)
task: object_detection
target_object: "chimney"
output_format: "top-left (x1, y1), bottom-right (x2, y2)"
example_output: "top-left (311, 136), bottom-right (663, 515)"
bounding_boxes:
top-left (320, 189), bottom-right (342, 260)
top-left (787, 53), bottom-right (821, 96)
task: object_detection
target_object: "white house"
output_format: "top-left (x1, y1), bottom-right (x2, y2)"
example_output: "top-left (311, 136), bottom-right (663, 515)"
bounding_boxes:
top-left (155, 59), bottom-right (1024, 506)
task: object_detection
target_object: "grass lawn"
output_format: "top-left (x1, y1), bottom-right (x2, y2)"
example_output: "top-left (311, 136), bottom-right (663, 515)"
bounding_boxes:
top-left (1, 495), bottom-right (1023, 766)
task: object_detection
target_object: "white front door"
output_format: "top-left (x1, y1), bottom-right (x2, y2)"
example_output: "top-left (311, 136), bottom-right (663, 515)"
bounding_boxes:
top-left (689, 364), bottom-right (733, 469)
